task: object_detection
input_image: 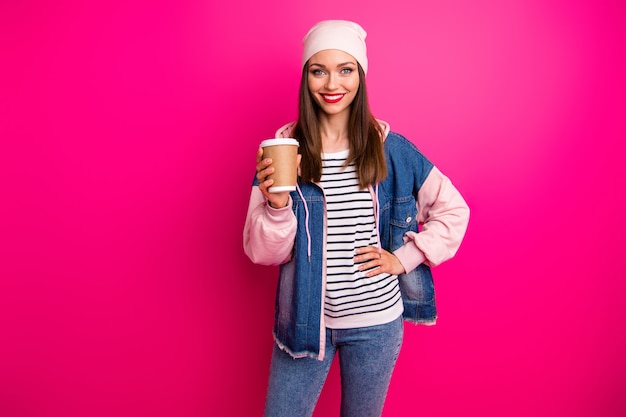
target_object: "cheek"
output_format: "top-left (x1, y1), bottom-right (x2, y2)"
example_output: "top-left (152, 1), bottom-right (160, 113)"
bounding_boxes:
top-left (307, 76), bottom-right (321, 92)
top-left (348, 77), bottom-right (360, 92)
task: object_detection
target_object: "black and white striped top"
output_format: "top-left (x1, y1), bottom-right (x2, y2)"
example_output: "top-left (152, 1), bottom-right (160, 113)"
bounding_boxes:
top-left (320, 150), bottom-right (403, 329)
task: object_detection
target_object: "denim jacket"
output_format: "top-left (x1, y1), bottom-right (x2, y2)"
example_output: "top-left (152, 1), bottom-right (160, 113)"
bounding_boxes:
top-left (244, 124), bottom-right (470, 360)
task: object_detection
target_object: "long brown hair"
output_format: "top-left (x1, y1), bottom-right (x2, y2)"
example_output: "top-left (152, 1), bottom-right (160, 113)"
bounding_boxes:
top-left (293, 63), bottom-right (387, 189)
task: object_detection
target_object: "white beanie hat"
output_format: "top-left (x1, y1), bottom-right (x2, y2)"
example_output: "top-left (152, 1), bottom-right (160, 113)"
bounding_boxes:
top-left (301, 20), bottom-right (368, 74)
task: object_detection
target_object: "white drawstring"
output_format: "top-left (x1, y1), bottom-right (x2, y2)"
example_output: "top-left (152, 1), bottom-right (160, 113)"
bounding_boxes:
top-left (297, 183), bottom-right (377, 263)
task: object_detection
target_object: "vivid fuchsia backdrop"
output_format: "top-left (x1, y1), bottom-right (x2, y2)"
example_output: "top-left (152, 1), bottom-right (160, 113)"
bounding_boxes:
top-left (1, 1), bottom-right (625, 416)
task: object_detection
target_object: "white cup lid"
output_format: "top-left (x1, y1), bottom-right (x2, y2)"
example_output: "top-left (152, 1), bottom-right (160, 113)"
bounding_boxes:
top-left (268, 185), bottom-right (296, 193)
top-left (260, 138), bottom-right (299, 147)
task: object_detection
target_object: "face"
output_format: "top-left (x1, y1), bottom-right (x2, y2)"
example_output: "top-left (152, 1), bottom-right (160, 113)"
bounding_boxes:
top-left (307, 49), bottom-right (360, 117)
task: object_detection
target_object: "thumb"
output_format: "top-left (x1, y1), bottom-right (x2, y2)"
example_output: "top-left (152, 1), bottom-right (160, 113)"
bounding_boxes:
top-left (296, 154), bottom-right (302, 176)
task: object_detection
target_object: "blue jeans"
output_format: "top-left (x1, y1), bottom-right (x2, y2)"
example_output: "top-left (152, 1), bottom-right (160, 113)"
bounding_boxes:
top-left (264, 316), bottom-right (404, 417)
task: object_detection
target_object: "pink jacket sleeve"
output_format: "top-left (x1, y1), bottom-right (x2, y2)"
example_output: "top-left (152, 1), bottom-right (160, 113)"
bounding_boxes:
top-left (393, 166), bottom-right (470, 272)
top-left (243, 186), bottom-right (297, 265)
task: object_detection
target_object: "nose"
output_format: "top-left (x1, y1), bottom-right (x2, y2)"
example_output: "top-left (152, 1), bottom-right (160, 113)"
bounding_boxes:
top-left (325, 73), bottom-right (338, 90)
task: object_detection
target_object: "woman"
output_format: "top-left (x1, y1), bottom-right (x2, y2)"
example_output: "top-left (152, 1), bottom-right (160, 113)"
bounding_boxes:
top-left (244, 20), bottom-right (470, 417)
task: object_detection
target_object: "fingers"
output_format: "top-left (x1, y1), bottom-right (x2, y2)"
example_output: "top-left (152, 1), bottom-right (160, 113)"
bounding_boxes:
top-left (256, 162), bottom-right (274, 183)
top-left (355, 246), bottom-right (383, 275)
top-left (354, 246), bottom-right (403, 277)
top-left (296, 154), bottom-right (302, 176)
top-left (256, 154), bottom-right (272, 177)
top-left (255, 149), bottom-right (274, 189)
top-left (355, 246), bottom-right (381, 259)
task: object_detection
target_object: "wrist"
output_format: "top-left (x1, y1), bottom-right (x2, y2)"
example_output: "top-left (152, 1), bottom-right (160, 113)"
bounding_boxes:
top-left (268, 198), bottom-right (289, 209)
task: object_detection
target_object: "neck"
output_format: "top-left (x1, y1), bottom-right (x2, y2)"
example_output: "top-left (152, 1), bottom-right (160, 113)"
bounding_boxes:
top-left (319, 112), bottom-right (350, 153)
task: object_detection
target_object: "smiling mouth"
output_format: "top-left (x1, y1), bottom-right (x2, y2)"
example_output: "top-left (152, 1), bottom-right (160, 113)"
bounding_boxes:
top-left (322, 94), bottom-right (345, 103)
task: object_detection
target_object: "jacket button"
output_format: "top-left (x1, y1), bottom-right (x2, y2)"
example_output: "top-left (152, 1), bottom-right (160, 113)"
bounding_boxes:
top-left (406, 216), bottom-right (412, 223)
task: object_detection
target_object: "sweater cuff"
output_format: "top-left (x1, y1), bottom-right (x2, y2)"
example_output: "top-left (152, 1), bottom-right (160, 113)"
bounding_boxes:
top-left (393, 242), bottom-right (427, 274)
top-left (266, 195), bottom-right (293, 218)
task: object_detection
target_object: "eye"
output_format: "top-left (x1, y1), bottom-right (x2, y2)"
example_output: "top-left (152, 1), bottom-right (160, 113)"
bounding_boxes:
top-left (340, 68), bottom-right (354, 74)
top-left (311, 69), bottom-right (326, 76)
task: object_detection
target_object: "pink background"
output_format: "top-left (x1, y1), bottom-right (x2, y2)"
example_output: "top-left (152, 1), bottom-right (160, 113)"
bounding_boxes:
top-left (1, 0), bottom-right (625, 416)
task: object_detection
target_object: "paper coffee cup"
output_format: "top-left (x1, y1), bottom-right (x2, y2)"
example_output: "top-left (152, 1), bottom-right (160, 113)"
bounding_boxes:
top-left (260, 138), bottom-right (299, 193)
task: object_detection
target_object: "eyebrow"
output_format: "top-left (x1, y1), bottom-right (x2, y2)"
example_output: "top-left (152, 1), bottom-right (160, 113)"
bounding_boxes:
top-left (309, 62), bottom-right (357, 68)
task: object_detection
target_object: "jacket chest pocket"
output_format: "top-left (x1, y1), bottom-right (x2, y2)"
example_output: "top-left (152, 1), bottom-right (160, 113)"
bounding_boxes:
top-left (389, 199), bottom-right (418, 250)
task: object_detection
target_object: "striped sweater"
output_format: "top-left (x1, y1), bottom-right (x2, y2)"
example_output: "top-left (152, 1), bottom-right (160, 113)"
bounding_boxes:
top-left (320, 149), bottom-right (403, 329)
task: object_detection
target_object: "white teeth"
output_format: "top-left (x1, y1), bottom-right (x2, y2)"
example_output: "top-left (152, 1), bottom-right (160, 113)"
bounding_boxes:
top-left (324, 94), bottom-right (343, 100)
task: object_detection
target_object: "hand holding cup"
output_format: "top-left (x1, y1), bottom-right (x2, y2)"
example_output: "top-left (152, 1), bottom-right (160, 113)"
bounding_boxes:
top-left (256, 138), bottom-right (300, 208)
